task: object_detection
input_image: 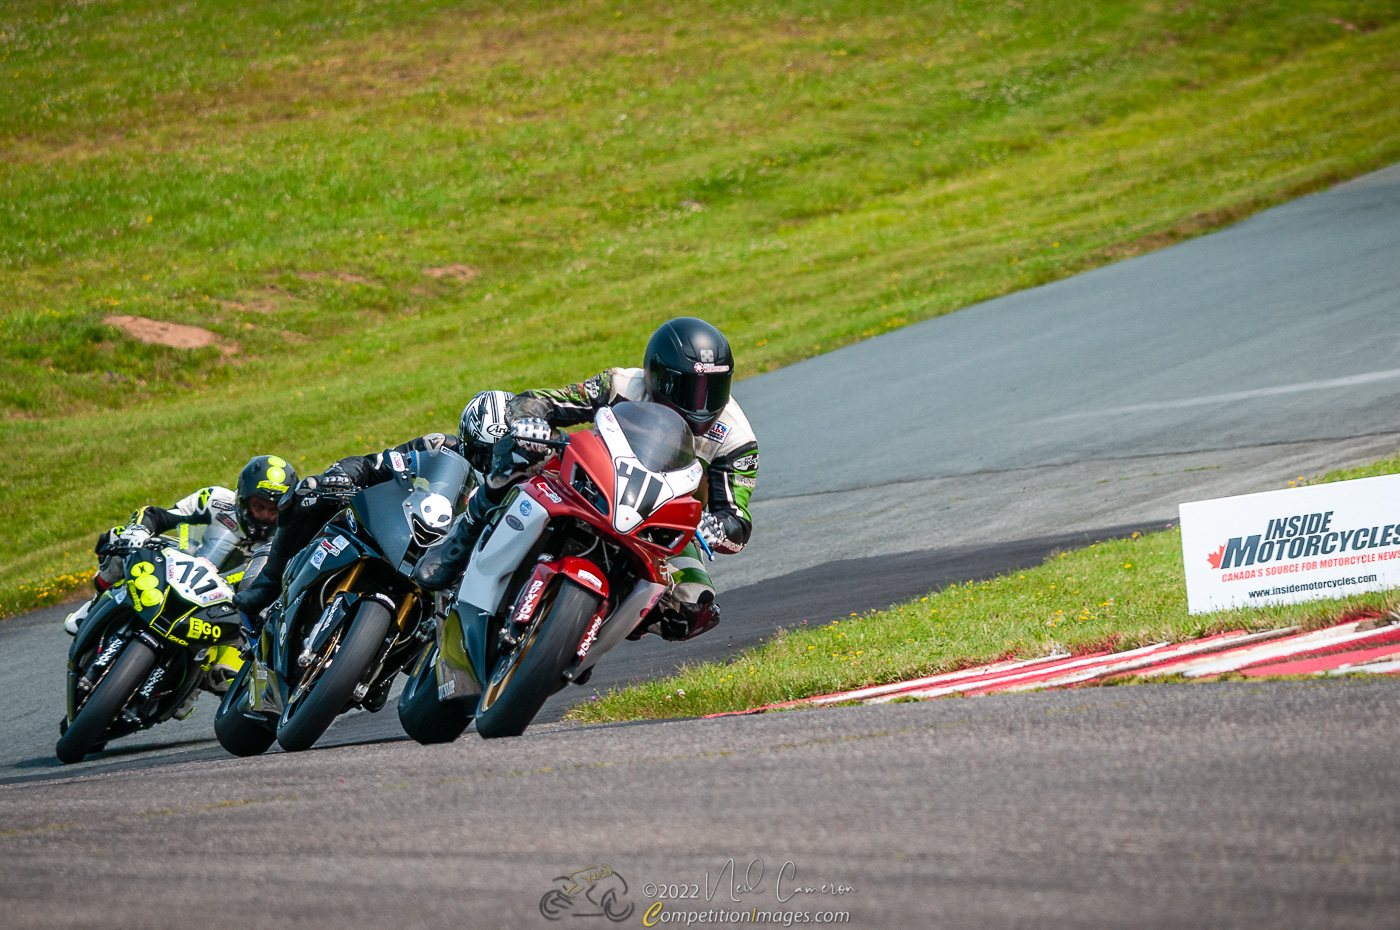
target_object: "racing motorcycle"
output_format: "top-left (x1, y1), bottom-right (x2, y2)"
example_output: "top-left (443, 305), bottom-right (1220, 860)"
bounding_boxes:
top-left (58, 533), bottom-right (244, 764)
top-left (398, 401), bottom-right (705, 742)
top-left (213, 447), bottom-right (470, 755)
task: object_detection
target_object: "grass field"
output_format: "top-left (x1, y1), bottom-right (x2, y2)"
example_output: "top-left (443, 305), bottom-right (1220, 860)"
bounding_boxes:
top-left (4, 0), bottom-right (1400, 616)
top-left (568, 451), bottom-right (1400, 723)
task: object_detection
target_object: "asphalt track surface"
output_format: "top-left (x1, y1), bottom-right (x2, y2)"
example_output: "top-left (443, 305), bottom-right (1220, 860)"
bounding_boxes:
top-left (2, 164), bottom-right (1398, 926)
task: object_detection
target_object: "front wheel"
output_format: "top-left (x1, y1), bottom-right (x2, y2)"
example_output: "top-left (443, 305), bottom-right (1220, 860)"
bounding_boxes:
top-left (214, 662), bottom-right (276, 757)
top-left (56, 639), bottom-right (156, 764)
top-left (475, 580), bottom-right (602, 739)
top-left (276, 601), bottom-right (393, 753)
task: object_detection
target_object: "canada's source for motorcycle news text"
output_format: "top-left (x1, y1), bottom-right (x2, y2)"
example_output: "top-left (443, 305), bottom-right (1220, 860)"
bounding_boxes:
top-left (1178, 473), bottom-right (1400, 614)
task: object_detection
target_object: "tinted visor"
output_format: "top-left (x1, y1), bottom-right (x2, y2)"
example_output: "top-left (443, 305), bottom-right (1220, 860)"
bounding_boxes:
top-left (649, 361), bottom-right (731, 427)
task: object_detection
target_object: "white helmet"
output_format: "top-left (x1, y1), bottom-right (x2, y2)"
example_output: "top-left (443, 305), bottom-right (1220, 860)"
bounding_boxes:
top-left (459, 390), bottom-right (515, 471)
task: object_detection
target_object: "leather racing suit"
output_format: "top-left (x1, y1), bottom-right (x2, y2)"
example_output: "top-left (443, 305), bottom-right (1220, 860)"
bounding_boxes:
top-left (64, 487), bottom-right (255, 666)
top-left (232, 432), bottom-right (466, 621)
top-left (508, 367), bottom-right (758, 639)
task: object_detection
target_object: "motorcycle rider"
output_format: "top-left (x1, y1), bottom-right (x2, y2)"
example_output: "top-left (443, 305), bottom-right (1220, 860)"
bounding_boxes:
top-left (230, 432), bottom-right (465, 628)
top-left (64, 455), bottom-right (297, 636)
top-left (414, 317), bottom-right (758, 641)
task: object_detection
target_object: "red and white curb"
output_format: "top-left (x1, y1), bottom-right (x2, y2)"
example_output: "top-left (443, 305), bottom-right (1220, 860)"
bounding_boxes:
top-left (707, 614), bottom-right (1400, 717)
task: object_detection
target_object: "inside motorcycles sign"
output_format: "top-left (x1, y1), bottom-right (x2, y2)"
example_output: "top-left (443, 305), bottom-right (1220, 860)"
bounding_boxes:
top-left (1179, 474), bottom-right (1400, 615)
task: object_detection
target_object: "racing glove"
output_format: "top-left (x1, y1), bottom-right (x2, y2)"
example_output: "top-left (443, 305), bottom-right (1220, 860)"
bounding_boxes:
top-left (118, 523), bottom-right (153, 550)
top-left (290, 472), bottom-right (354, 509)
top-left (511, 417), bottom-right (553, 455)
top-left (697, 512), bottom-right (727, 554)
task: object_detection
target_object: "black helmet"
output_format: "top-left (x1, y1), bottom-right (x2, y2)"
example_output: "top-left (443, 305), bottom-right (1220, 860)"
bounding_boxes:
top-left (236, 454), bottom-right (298, 541)
top-left (643, 317), bottom-right (733, 433)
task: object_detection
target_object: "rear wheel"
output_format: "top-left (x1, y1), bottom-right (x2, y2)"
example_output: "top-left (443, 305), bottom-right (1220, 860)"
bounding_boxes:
top-left (56, 639), bottom-right (156, 765)
top-left (276, 601), bottom-right (393, 753)
top-left (397, 643), bottom-right (474, 745)
top-left (213, 663), bottom-right (276, 757)
top-left (475, 580), bottom-right (602, 739)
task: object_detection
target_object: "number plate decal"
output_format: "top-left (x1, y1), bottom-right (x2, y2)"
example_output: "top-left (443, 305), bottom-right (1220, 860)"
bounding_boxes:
top-left (163, 550), bottom-right (234, 606)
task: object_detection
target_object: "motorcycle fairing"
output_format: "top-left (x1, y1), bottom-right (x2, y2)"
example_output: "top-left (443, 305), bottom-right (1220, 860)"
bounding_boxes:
top-left (570, 578), bottom-right (667, 679)
top-left (162, 548), bottom-right (234, 607)
top-left (562, 430), bottom-right (703, 565)
top-left (594, 406), bottom-right (704, 535)
top-left (444, 488), bottom-right (552, 687)
top-left (455, 488), bottom-right (552, 618)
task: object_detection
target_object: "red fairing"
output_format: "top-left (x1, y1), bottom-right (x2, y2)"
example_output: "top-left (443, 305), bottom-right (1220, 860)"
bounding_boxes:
top-left (518, 429), bottom-right (703, 587)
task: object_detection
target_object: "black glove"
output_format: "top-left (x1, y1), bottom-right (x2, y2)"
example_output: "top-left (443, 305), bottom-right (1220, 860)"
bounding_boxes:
top-left (487, 436), bottom-right (544, 489)
top-left (291, 473), bottom-right (354, 508)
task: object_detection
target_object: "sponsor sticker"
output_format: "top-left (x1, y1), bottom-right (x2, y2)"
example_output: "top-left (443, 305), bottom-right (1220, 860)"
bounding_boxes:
top-left (506, 515), bottom-right (525, 531)
top-left (577, 569), bottom-right (603, 590)
top-left (576, 613), bottom-right (606, 659)
top-left (310, 537), bottom-right (339, 570)
top-left (705, 421), bottom-right (729, 443)
top-left (514, 579), bottom-right (546, 625)
top-left (1179, 473), bottom-right (1400, 613)
top-left (217, 513), bottom-right (240, 532)
top-left (692, 362), bottom-right (731, 374)
top-left (732, 453), bottom-right (759, 471)
top-left (519, 498), bottom-right (533, 517)
top-left (389, 450), bottom-right (406, 473)
top-left (534, 479), bottom-right (562, 504)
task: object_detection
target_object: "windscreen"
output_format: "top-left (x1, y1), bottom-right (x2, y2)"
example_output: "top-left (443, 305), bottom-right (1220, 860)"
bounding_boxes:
top-left (193, 521), bottom-right (241, 569)
top-left (412, 448), bottom-right (472, 504)
top-left (611, 401), bottom-right (695, 473)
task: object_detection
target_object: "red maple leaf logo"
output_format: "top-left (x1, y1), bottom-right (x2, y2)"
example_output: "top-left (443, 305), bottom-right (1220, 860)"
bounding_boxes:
top-left (1206, 544), bottom-right (1225, 570)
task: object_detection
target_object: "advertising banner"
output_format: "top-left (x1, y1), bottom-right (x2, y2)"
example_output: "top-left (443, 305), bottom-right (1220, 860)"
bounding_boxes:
top-left (1179, 474), bottom-right (1400, 614)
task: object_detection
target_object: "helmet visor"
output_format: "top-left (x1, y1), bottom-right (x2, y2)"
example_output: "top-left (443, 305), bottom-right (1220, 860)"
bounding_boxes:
top-left (651, 364), bottom-right (731, 427)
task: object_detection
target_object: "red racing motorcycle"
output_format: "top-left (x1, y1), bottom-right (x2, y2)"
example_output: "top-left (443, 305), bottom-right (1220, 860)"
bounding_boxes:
top-left (398, 401), bottom-right (705, 741)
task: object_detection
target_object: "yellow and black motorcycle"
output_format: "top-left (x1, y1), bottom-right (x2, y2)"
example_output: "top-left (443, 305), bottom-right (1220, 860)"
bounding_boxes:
top-left (57, 534), bottom-right (244, 764)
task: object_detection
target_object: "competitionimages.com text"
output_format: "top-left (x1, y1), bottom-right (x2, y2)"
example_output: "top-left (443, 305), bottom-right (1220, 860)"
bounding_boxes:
top-left (642, 905), bottom-right (851, 927)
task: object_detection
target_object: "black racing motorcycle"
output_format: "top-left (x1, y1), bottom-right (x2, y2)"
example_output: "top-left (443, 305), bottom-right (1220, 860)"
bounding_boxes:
top-left (213, 447), bottom-right (471, 755)
top-left (58, 534), bottom-right (244, 764)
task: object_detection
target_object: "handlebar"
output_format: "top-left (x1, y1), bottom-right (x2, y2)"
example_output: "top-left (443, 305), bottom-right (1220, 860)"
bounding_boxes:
top-left (311, 487), bottom-right (358, 502)
top-left (97, 533), bottom-right (181, 557)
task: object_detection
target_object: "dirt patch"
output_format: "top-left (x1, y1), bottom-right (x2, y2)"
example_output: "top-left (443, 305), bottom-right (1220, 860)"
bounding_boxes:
top-left (216, 287), bottom-right (309, 313)
top-left (217, 298), bottom-right (277, 314)
top-left (104, 315), bottom-right (237, 355)
top-left (297, 271), bottom-right (372, 284)
top-left (423, 264), bottom-right (479, 282)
